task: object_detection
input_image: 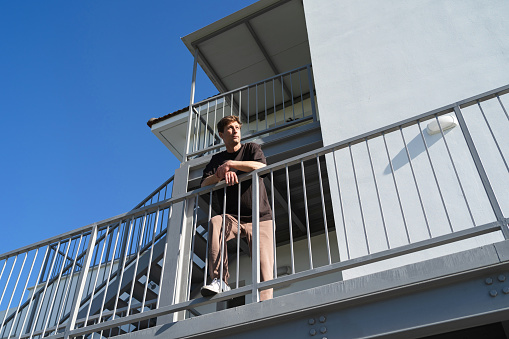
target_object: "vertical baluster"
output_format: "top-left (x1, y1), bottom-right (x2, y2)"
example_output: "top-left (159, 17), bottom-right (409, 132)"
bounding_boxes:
top-left (298, 70), bottom-right (304, 118)
top-left (204, 192), bottom-right (212, 286)
top-left (64, 228), bottom-right (98, 339)
top-left (365, 139), bottom-right (390, 249)
top-left (348, 145), bottom-right (370, 254)
top-left (247, 88), bottom-right (250, 129)
top-left (230, 93), bottom-right (234, 117)
top-left (41, 240), bottom-right (72, 337)
top-left (400, 127), bottom-right (432, 238)
top-left (307, 64), bottom-right (317, 122)
top-left (213, 99), bottom-right (219, 146)
top-left (273, 78), bottom-right (277, 128)
top-left (187, 196), bottom-right (199, 302)
top-left (219, 188), bottom-right (227, 290)
top-left (281, 75), bottom-right (286, 123)
top-left (96, 223), bottom-right (122, 330)
top-left (19, 247), bottom-right (49, 338)
top-left (270, 170), bottom-right (278, 277)
top-left (264, 81), bottom-right (268, 130)
top-left (478, 101), bottom-right (509, 172)
top-left (0, 256), bottom-right (17, 314)
top-left (417, 121), bottom-right (454, 232)
top-left (236, 182), bottom-right (241, 289)
top-left (126, 213), bottom-right (148, 316)
top-left (7, 250), bottom-right (39, 339)
top-left (498, 95), bottom-right (509, 121)
top-left (156, 204), bottom-right (172, 309)
top-left (300, 161), bottom-right (314, 269)
top-left (204, 101), bottom-right (210, 150)
top-left (0, 253), bottom-right (27, 335)
top-left (255, 84), bottom-right (259, 132)
top-left (29, 240), bottom-right (61, 339)
top-left (382, 132), bottom-right (411, 243)
top-left (332, 148), bottom-right (350, 259)
top-left (290, 72), bottom-right (295, 121)
top-left (434, 114), bottom-right (475, 226)
top-left (251, 172), bottom-right (260, 303)
top-left (0, 260), bottom-right (7, 286)
top-left (285, 165), bottom-right (295, 274)
top-left (54, 235), bottom-right (84, 336)
top-left (111, 217), bottom-right (135, 322)
top-left (141, 208), bottom-right (161, 312)
top-left (316, 155), bottom-right (331, 265)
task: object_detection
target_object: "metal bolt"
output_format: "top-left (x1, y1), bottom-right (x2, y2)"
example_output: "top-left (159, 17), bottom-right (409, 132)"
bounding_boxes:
top-left (319, 315), bottom-right (327, 323)
top-left (503, 287), bottom-right (509, 294)
top-left (320, 327), bottom-right (327, 334)
top-left (485, 278), bottom-right (493, 285)
top-left (308, 318), bottom-right (316, 325)
top-left (490, 290), bottom-right (498, 297)
top-left (499, 275), bottom-right (506, 282)
top-left (310, 329), bottom-right (317, 336)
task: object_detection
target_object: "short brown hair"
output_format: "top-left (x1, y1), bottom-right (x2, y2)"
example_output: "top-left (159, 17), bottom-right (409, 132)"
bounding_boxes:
top-left (217, 115), bottom-right (242, 133)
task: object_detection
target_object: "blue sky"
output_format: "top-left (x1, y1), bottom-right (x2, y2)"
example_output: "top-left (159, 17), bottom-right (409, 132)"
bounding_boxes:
top-left (0, 1), bottom-right (257, 254)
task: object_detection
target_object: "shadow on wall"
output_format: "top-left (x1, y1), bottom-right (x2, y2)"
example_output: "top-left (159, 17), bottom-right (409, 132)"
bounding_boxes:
top-left (384, 129), bottom-right (453, 174)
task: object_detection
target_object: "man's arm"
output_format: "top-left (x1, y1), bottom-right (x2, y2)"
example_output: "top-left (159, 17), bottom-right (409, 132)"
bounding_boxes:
top-left (201, 160), bottom-right (266, 187)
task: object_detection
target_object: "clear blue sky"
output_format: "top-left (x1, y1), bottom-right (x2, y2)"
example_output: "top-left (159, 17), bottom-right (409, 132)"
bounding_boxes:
top-left (0, 1), bottom-right (258, 254)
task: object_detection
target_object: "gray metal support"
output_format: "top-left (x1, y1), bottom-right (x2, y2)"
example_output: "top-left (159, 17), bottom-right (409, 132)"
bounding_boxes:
top-left (307, 65), bottom-right (318, 122)
top-left (64, 226), bottom-right (98, 339)
top-left (453, 106), bottom-right (509, 238)
top-left (185, 49), bottom-right (199, 160)
top-left (251, 172), bottom-right (260, 303)
top-left (157, 163), bottom-right (193, 324)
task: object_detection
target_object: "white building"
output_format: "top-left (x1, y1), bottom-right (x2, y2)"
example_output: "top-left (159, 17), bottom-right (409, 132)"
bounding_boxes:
top-left (1, 0), bottom-right (509, 338)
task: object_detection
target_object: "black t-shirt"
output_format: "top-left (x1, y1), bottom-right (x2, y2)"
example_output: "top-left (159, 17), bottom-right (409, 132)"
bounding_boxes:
top-left (201, 142), bottom-right (272, 222)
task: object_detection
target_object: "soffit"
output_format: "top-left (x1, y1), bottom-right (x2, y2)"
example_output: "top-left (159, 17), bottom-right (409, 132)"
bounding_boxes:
top-left (182, 0), bottom-right (311, 93)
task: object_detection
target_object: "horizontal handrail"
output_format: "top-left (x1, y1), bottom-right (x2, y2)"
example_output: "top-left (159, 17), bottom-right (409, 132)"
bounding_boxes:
top-left (4, 82), bottom-right (508, 262)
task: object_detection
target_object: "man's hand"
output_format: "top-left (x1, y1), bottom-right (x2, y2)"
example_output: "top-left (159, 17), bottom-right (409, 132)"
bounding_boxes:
top-left (215, 161), bottom-right (232, 180)
top-left (224, 171), bottom-right (238, 186)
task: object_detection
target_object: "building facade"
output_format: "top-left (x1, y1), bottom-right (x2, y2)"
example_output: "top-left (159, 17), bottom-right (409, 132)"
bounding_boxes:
top-left (1, 0), bottom-right (509, 338)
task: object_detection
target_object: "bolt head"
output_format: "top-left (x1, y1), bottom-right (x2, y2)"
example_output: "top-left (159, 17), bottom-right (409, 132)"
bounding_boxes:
top-left (486, 278), bottom-right (493, 285)
top-left (308, 318), bottom-right (316, 325)
top-left (319, 315), bottom-right (327, 323)
top-left (499, 275), bottom-right (506, 282)
top-left (310, 329), bottom-right (317, 336)
top-left (320, 327), bottom-right (327, 334)
top-left (490, 290), bottom-right (498, 297)
top-left (503, 287), bottom-right (509, 294)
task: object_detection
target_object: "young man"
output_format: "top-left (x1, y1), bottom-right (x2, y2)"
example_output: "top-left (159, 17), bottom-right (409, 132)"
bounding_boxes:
top-left (200, 115), bottom-right (274, 301)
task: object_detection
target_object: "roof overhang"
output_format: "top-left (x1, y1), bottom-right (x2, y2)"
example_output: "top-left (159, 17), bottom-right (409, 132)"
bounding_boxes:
top-left (150, 0), bottom-right (311, 161)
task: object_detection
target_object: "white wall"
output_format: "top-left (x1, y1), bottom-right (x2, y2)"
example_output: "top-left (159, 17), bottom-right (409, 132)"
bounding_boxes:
top-left (302, 0), bottom-right (509, 279)
top-left (303, 0), bottom-right (509, 144)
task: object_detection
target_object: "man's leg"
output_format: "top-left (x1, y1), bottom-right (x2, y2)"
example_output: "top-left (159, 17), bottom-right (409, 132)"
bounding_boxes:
top-left (242, 219), bottom-right (274, 301)
top-left (258, 220), bottom-right (274, 300)
top-left (207, 214), bottom-right (240, 284)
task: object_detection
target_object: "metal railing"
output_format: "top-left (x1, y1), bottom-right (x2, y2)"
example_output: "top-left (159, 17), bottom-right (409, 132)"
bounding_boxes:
top-left (178, 84), bottom-right (509, 307)
top-left (132, 176), bottom-right (174, 210)
top-left (0, 203), bottom-right (171, 339)
top-left (184, 64), bottom-right (318, 160)
top-left (0, 84), bottom-right (508, 338)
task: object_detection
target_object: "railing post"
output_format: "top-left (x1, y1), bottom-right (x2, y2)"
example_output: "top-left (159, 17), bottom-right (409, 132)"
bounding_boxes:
top-left (307, 64), bottom-right (318, 122)
top-left (453, 106), bottom-right (509, 238)
top-left (63, 225), bottom-right (98, 339)
top-left (184, 48), bottom-right (199, 161)
top-left (251, 172), bottom-right (260, 303)
top-left (157, 164), bottom-right (193, 324)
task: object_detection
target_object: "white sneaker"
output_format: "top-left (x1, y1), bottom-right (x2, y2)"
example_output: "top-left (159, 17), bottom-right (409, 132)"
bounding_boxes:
top-left (201, 278), bottom-right (231, 297)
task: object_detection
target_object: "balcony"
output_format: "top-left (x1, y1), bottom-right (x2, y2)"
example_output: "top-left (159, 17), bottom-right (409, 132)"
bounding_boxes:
top-left (0, 85), bottom-right (508, 338)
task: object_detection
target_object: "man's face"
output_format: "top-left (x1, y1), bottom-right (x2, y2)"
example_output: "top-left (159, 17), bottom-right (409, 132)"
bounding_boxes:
top-left (219, 121), bottom-right (241, 146)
